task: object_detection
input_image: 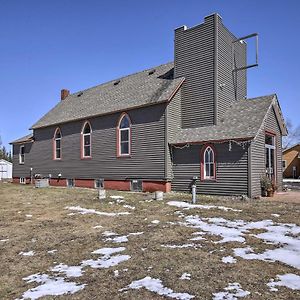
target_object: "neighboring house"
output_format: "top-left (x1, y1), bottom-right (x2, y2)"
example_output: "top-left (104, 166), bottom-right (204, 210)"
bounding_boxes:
top-left (10, 14), bottom-right (287, 197)
top-left (283, 144), bottom-right (300, 179)
top-left (0, 159), bottom-right (12, 181)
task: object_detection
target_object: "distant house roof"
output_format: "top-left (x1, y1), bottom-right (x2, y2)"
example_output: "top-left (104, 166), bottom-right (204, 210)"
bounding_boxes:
top-left (10, 133), bottom-right (34, 145)
top-left (31, 62), bottom-right (184, 129)
top-left (283, 143), bottom-right (300, 153)
top-left (170, 94), bottom-right (286, 144)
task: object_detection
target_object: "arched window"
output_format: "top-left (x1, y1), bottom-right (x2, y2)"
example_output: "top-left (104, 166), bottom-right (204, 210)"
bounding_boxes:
top-left (202, 145), bottom-right (216, 180)
top-left (117, 113), bottom-right (131, 156)
top-left (53, 128), bottom-right (62, 160)
top-left (81, 121), bottom-right (92, 158)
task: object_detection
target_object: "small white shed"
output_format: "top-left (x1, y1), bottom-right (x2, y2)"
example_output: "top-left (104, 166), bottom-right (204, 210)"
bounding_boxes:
top-left (0, 159), bottom-right (12, 180)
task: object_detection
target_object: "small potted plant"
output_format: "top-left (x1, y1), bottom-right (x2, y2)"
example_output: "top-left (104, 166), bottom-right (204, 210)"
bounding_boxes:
top-left (260, 176), bottom-right (272, 197)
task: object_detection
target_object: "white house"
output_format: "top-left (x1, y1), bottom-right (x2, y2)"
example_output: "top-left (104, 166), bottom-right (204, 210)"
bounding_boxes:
top-left (0, 159), bottom-right (12, 180)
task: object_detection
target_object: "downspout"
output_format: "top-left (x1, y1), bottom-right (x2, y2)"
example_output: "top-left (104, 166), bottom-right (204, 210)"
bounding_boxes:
top-left (213, 13), bottom-right (219, 125)
top-left (164, 104), bottom-right (169, 181)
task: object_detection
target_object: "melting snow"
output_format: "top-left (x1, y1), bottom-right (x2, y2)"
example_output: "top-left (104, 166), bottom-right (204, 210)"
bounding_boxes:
top-left (104, 232), bottom-right (143, 243)
top-left (161, 243), bottom-right (198, 249)
top-left (151, 220), bottom-right (160, 224)
top-left (180, 273), bottom-right (191, 280)
top-left (47, 249), bottom-right (57, 254)
top-left (66, 206), bottom-right (130, 216)
top-left (51, 263), bottom-right (83, 278)
top-left (267, 274), bottom-right (300, 291)
top-left (19, 251), bottom-right (35, 256)
top-left (93, 225), bottom-right (103, 229)
top-left (222, 256), bottom-right (237, 264)
top-left (26, 214), bottom-right (32, 218)
top-left (167, 201), bottom-right (242, 212)
top-left (110, 195), bottom-right (124, 200)
top-left (212, 282), bottom-right (250, 299)
top-left (120, 276), bottom-right (195, 299)
top-left (0, 238), bottom-right (9, 242)
top-left (271, 214), bottom-right (280, 218)
top-left (20, 273), bottom-right (85, 300)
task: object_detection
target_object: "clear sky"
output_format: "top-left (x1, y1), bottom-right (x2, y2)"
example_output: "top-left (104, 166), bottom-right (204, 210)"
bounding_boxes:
top-left (1, 0), bottom-right (299, 149)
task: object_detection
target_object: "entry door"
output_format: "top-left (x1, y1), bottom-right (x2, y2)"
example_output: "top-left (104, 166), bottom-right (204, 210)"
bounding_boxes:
top-left (265, 134), bottom-right (276, 182)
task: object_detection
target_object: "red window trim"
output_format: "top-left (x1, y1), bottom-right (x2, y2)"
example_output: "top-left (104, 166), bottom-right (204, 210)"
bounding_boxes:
top-left (200, 144), bottom-right (217, 181)
top-left (116, 112), bottom-right (132, 158)
top-left (81, 121), bottom-right (92, 159)
top-left (53, 127), bottom-right (62, 161)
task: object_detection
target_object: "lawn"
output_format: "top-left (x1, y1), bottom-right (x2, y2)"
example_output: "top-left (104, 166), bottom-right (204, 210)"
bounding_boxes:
top-left (0, 183), bottom-right (300, 299)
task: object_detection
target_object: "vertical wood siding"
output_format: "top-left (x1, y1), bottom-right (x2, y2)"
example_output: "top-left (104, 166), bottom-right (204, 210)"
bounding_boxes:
top-left (13, 104), bottom-right (167, 180)
top-left (172, 143), bottom-right (249, 196)
top-left (250, 105), bottom-right (283, 197)
top-left (174, 15), bottom-right (215, 128)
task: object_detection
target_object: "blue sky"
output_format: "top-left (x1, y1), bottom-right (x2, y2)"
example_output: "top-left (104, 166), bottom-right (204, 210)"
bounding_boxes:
top-left (0, 0), bottom-right (299, 149)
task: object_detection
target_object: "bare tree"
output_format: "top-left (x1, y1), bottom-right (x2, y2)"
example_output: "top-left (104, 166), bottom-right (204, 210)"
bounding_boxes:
top-left (283, 119), bottom-right (300, 149)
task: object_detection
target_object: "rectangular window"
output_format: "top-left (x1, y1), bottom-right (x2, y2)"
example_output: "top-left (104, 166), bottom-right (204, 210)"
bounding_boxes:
top-left (19, 145), bottom-right (25, 164)
top-left (55, 139), bottom-right (61, 159)
top-left (20, 177), bottom-right (26, 184)
top-left (265, 133), bottom-right (276, 181)
top-left (94, 178), bottom-right (104, 189)
top-left (83, 135), bottom-right (91, 157)
top-left (282, 160), bottom-right (286, 170)
top-left (67, 179), bottom-right (75, 188)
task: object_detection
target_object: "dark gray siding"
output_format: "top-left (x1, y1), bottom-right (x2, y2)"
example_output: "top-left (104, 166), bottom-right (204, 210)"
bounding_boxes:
top-left (217, 20), bottom-right (247, 120)
top-left (174, 15), bottom-right (215, 128)
top-left (250, 104), bottom-right (283, 197)
top-left (13, 104), bottom-right (167, 180)
top-left (166, 89), bottom-right (182, 179)
top-left (172, 143), bottom-right (249, 196)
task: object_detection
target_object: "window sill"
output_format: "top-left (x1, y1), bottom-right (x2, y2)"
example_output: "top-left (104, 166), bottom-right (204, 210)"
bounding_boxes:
top-left (117, 154), bottom-right (131, 158)
top-left (201, 178), bottom-right (217, 182)
top-left (81, 156), bottom-right (92, 160)
top-left (19, 163), bottom-right (25, 165)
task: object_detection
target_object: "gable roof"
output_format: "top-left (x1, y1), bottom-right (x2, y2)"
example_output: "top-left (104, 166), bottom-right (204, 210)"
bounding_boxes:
top-left (10, 134), bottom-right (34, 145)
top-left (170, 94), bottom-right (282, 144)
top-left (283, 143), bottom-right (300, 153)
top-left (31, 62), bottom-right (184, 129)
top-left (0, 159), bottom-right (12, 165)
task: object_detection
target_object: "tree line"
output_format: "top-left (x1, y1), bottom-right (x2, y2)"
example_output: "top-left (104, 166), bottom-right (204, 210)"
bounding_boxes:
top-left (0, 136), bottom-right (12, 162)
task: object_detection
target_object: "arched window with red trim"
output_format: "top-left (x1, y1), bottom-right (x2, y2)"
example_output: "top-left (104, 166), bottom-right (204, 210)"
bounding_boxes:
top-left (53, 128), bottom-right (62, 160)
top-left (201, 145), bottom-right (216, 180)
top-left (117, 113), bottom-right (131, 157)
top-left (81, 121), bottom-right (92, 158)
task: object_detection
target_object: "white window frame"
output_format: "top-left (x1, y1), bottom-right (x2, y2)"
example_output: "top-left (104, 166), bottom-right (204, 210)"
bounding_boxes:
top-left (203, 146), bottom-right (215, 180)
top-left (118, 114), bottom-right (131, 156)
top-left (265, 133), bottom-right (276, 180)
top-left (19, 145), bottom-right (25, 164)
top-left (81, 122), bottom-right (92, 158)
top-left (20, 177), bottom-right (26, 184)
top-left (54, 128), bottom-right (62, 160)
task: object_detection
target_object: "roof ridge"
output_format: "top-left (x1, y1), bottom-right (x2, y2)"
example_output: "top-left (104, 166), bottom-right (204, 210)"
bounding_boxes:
top-left (67, 61), bottom-right (174, 97)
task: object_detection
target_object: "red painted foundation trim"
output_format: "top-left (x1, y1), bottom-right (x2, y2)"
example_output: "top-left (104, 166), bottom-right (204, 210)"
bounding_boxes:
top-left (49, 178), bottom-right (67, 187)
top-left (12, 177), bottom-right (31, 184)
top-left (104, 180), bottom-right (131, 191)
top-left (143, 181), bottom-right (171, 193)
top-left (74, 179), bottom-right (95, 188)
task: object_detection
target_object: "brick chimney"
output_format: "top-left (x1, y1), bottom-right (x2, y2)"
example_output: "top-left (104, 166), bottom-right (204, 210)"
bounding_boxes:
top-left (61, 89), bottom-right (70, 101)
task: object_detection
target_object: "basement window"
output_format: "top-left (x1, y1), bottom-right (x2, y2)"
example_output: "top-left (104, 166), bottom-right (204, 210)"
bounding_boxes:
top-left (94, 178), bottom-right (104, 189)
top-left (20, 177), bottom-right (26, 184)
top-left (67, 179), bottom-right (75, 188)
top-left (131, 179), bottom-right (142, 192)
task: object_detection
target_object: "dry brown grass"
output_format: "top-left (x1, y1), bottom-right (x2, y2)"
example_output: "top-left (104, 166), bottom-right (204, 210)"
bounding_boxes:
top-left (0, 183), bottom-right (300, 299)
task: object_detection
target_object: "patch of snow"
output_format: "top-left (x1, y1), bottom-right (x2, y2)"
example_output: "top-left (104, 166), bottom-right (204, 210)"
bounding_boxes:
top-left (222, 256), bottom-right (237, 264)
top-left (19, 251), bottom-right (35, 256)
top-left (129, 232), bottom-right (143, 236)
top-left (180, 273), bottom-right (191, 280)
top-left (66, 206), bottom-right (130, 216)
top-left (82, 246), bottom-right (130, 269)
top-left (161, 243), bottom-right (197, 249)
top-left (47, 249), bottom-right (57, 254)
top-left (93, 225), bottom-right (103, 229)
top-left (102, 231), bottom-right (117, 237)
top-left (271, 214), bottom-right (280, 218)
top-left (267, 274), bottom-right (300, 291)
top-left (51, 263), bottom-right (83, 278)
top-left (105, 235), bottom-right (129, 243)
top-left (26, 214), bottom-right (32, 218)
top-left (190, 236), bottom-right (206, 241)
top-left (20, 273), bottom-right (85, 300)
top-left (167, 201), bottom-right (242, 212)
top-left (110, 195), bottom-right (124, 200)
top-left (114, 270), bottom-right (119, 277)
top-left (212, 282), bottom-right (250, 299)
top-left (151, 220), bottom-right (160, 224)
top-left (120, 276), bottom-right (195, 299)
top-left (123, 205), bottom-right (135, 210)
top-left (0, 239), bottom-right (9, 242)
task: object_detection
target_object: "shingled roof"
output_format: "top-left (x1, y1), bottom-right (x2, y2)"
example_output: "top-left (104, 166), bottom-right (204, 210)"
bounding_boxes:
top-left (31, 62), bottom-right (184, 129)
top-left (170, 94), bottom-right (284, 144)
top-left (10, 133), bottom-right (34, 144)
